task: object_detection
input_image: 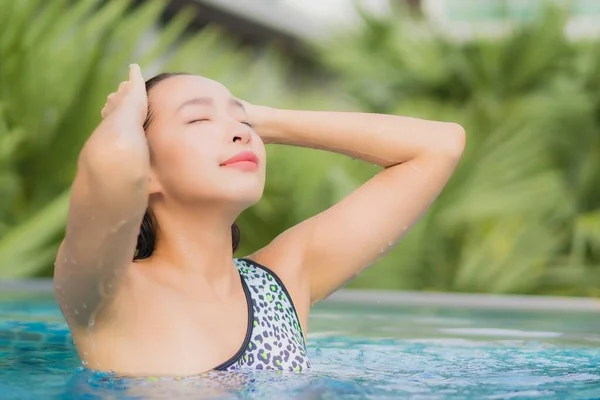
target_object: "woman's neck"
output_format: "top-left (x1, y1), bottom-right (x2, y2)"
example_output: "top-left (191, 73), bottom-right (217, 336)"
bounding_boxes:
top-left (143, 205), bottom-right (240, 300)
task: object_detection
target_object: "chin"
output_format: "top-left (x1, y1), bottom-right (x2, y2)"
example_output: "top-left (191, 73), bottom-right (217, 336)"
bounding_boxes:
top-left (234, 188), bottom-right (264, 208)
top-left (220, 181), bottom-right (265, 208)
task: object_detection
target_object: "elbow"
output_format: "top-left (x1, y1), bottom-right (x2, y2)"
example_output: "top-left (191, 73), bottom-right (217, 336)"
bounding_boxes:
top-left (431, 122), bottom-right (466, 160)
top-left (448, 123), bottom-right (466, 156)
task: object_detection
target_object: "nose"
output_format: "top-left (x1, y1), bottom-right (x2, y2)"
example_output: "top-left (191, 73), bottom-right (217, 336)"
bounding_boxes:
top-left (231, 123), bottom-right (252, 145)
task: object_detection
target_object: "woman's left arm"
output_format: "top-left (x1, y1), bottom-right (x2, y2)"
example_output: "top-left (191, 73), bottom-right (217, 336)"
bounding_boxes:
top-left (247, 105), bottom-right (466, 305)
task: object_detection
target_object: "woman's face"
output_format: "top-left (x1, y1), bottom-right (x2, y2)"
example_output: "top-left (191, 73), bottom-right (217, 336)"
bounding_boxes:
top-left (144, 75), bottom-right (266, 209)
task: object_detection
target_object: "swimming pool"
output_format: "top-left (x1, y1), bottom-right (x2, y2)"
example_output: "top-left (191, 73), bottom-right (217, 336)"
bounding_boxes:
top-left (1, 282), bottom-right (599, 399)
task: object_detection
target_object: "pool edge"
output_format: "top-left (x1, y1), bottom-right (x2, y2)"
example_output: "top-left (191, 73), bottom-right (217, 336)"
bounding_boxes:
top-left (1, 279), bottom-right (599, 312)
top-left (326, 290), bottom-right (600, 312)
top-left (0, 279), bottom-right (54, 294)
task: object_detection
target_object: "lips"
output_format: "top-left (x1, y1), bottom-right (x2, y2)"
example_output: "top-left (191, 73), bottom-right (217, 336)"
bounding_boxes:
top-left (220, 151), bottom-right (259, 167)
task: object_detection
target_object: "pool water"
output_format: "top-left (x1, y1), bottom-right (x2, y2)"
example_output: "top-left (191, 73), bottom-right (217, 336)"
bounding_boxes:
top-left (1, 291), bottom-right (599, 399)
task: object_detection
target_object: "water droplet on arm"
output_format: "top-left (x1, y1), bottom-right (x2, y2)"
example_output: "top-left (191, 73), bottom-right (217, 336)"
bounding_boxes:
top-left (110, 220), bottom-right (128, 233)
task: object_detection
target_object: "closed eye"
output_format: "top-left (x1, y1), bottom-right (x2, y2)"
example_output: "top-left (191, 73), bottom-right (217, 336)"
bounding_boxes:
top-left (242, 122), bottom-right (253, 128)
top-left (187, 119), bottom-right (209, 124)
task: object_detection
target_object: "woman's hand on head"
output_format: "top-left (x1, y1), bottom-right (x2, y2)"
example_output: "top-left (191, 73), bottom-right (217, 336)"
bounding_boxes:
top-left (101, 64), bottom-right (148, 129)
top-left (237, 99), bottom-right (276, 144)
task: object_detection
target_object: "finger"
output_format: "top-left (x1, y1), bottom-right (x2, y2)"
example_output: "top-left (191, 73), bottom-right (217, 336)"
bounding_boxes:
top-left (107, 93), bottom-right (115, 102)
top-left (101, 101), bottom-right (113, 118)
top-left (118, 81), bottom-right (128, 92)
top-left (128, 64), bottom-right (145, 88)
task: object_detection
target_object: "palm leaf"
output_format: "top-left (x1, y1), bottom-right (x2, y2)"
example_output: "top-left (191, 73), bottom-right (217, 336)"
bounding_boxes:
top-left (0, 0), bottom-right (342, 278)
top-left (0, 190), bottom-right (70, 277)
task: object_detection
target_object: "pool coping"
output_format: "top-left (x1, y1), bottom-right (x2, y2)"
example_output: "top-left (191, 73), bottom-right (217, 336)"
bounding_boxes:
top-left (326, 290), bottom-right (600, 312)
top-left (1, 279), bottom-right (599, 312)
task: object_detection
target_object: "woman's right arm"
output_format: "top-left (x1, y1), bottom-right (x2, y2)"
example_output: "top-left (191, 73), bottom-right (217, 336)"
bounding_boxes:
top-left (54, 64), bottom-right (149, 327)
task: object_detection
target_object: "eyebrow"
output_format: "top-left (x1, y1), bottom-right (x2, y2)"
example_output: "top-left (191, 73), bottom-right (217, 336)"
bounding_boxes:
top-left (177, 97), bottom-right (246, 113)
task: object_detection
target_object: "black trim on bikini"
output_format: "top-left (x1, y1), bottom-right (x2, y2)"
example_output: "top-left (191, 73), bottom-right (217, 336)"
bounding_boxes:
top-left (238, 258), bottom-right (308, 347)
top-left (213, 272), bottom-right (254, 371)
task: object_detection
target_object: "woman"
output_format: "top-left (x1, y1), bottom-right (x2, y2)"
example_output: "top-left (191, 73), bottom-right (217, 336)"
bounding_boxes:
top-left (54, 64), bottom-right (465, 377)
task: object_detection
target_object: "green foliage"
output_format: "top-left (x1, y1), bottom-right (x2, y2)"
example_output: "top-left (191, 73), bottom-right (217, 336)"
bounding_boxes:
top-left (0, 0), bottom-right (342, 278)
top-left (1, 0), bottom-right (599, 298)
top-left (318, 5), bottom-right (600, 296)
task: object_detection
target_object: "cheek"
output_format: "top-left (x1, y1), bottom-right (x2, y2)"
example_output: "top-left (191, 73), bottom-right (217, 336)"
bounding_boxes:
top-left (253, 134), bottom-right (267, 165)
top-left (149, 131), bottom-right (221, 191)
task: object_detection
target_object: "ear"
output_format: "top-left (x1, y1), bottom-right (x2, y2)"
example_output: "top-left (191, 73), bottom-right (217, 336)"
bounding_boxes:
top-left (147, 168), bottom-right (162, 196)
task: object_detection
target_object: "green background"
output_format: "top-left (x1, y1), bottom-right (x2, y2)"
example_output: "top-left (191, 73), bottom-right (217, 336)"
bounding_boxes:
top-left (1, 0), bottom-right (599, 297)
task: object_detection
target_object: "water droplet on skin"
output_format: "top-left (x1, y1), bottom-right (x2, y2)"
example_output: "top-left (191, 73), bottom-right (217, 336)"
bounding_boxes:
top-left (110, 220), bottom-right (128, 233)
top-left (88, 319), bottom-right (95, 329)
top-left (73, 308), bottom-right (79, 315)
top-left (82, 360), bottom-right (88, 366)
top-left (82, 303), bottom-right (87, 309)
top-left (409, 163), bottom-right (422, 172)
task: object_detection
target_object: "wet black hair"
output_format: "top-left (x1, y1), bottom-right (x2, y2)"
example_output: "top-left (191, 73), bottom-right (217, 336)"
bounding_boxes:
top-left (134, 72), bottom-right (241, 260)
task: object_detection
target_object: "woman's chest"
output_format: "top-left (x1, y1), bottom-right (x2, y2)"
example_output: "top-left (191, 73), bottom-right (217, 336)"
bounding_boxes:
top-left (82, 293), bottom-right (250, 376)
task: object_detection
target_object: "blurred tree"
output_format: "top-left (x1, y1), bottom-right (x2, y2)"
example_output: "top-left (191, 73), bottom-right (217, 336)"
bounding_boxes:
top-left (318, 4), bottom-right (600, 296)
top-left (0, 0), bottom-right (346, 278)
top-left (1, 0), bottom-right (599, 298)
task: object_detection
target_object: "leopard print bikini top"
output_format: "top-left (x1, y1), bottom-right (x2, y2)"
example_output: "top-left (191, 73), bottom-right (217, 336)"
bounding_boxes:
top-left (213, 258), bottom-right (311, 373)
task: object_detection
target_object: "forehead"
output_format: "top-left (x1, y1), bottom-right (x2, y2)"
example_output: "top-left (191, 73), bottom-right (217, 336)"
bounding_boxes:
top-left (148, 75), bottom-right (232, 111)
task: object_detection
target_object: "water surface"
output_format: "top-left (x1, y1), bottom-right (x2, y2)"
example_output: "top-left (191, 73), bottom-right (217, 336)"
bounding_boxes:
top-left (1, 291), bottom-right (599, 399)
